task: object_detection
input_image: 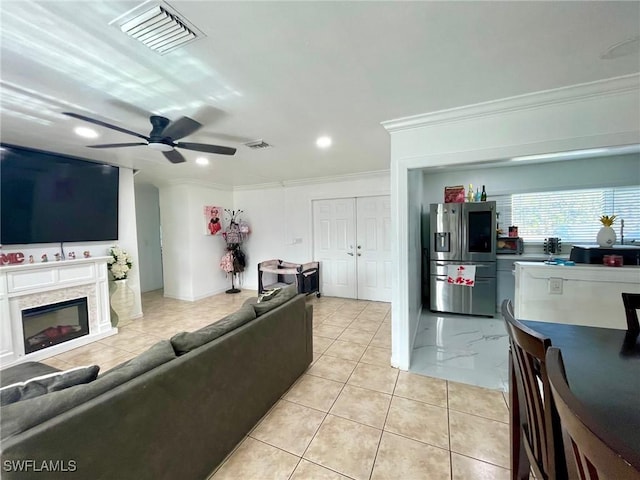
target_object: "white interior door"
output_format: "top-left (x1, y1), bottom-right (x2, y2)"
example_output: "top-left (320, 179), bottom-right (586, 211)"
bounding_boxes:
top-left (312, 199), bottom-right (357, 298)
top-left (356, 196), bottom-right (392, 302)
top-left (312, 196), bottom-right (391, 301)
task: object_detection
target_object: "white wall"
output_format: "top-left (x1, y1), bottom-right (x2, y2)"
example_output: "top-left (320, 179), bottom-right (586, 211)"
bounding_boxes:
top-left (234, 172), bottom-right (390, 290)
top-left (229, 187), bottom-right (287, 290)
top-left (407, 169), bottom-right (423, 351)
top-left (421, 153), bottom-right (640, 205)
top-left (117, 168), bottom-right (143, 318)
top-left (385, 74), bottom-right (640, 370)
top-left (134, 183), bottom-right (163, 293)
top-left (159, 182), bottom-right (234, 301)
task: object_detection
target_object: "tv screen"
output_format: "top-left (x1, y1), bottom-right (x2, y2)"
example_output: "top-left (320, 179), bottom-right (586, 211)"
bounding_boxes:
top-left (0, 144), bottom-right (119, 245)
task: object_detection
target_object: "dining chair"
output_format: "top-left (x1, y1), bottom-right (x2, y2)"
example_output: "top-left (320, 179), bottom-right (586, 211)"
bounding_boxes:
top-left (546, 347), bottom-right (640, 480)
top-left (621, 293), bottom-right (640, 333)
top-left (501, 299), bottom-right (566, 480)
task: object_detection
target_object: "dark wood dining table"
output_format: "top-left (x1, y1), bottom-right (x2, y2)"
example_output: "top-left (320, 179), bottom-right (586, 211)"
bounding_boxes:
top-left (522, 320), bottom-right (640, 470)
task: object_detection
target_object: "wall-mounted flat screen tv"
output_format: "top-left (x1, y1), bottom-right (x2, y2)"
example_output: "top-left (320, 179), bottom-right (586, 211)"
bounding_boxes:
top-left (1, 144), bottom-right (119, 245)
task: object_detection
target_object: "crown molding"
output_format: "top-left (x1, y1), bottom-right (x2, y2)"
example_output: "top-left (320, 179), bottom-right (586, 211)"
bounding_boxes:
top-left (163, 178), bottom-right (234, 191)
top-left (233, 169), bottom-right (390, 191)
top-left (382, 74), bottom-right (640, 133)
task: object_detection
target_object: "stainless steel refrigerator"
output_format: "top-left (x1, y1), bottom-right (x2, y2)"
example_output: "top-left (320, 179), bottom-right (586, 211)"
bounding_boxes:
top-left (429, 201), bottom-right (496, 316)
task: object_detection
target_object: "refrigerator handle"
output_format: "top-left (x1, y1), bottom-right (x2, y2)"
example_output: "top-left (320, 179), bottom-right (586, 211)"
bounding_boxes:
top-left (435, 262), bottom-right (490, 267)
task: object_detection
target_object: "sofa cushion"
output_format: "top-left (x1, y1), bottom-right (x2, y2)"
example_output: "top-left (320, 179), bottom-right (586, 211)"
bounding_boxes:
top-left (0, 365), bottom-right (100, 407)
top-left (0, 361), bottom-right (60, 388)
top-left (0, 340), bottom-right (175, 440)
top-left (252, 284), bottom-right (298, 317)
top-left (100, 339), bottom-right (176, 380)
top-left (170, 304), bottom-right (257, 355)
top-left (243, 297), bottom-right (258, 307)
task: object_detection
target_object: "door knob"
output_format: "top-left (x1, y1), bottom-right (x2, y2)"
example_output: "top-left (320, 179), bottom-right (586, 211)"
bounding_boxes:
top-left (357, 253), bottom-right (361, 256)
top-left (347, 252), bottom-right (354, 256)
top-left (357, 245), bottom-right (361, 249)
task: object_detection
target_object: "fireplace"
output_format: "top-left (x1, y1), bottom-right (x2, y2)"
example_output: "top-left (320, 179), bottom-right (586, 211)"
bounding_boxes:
top-left (22, 297), bottom-right (90, 354)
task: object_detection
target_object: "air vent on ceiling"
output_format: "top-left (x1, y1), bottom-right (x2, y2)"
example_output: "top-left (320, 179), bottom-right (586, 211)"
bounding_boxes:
top-left (111, 3), bottom-right (203, 55)
top-left (244, 140), bottom-right (273, 150)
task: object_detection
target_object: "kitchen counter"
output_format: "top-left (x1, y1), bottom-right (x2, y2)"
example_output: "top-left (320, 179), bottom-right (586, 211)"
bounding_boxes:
top-left (496, 253), bottom-right (569, 260)
top-left (514, 261), bottom-right (640, 329)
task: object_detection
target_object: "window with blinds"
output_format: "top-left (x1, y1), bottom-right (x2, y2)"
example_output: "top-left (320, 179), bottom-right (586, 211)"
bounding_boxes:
top-left (493, 186), bottom-right (639, 243)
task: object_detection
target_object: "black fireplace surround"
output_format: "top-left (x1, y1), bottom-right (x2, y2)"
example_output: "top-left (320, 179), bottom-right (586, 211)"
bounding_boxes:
top-left (22, 298), bottom-right (89, 354)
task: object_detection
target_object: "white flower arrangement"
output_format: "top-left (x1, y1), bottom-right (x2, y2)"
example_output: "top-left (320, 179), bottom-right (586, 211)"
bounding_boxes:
top-left (107, 245), bottom-right (133, 280)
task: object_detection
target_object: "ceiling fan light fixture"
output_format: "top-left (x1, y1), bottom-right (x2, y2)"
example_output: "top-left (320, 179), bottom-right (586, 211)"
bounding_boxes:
top-left (148, 142), bottom-right (174, 152)
top-left (74, 126), bottom-right (99, 139)
top-left (196, 157), bottom-right (209, 165)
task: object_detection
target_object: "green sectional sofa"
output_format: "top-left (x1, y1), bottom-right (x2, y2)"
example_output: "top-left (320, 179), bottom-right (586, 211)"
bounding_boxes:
top-left (0, 286), bottom-right (313, 480)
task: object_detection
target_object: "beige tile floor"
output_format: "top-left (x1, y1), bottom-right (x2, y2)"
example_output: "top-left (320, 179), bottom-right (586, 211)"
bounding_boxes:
top-left (42, 290), bottom-right (511, 480)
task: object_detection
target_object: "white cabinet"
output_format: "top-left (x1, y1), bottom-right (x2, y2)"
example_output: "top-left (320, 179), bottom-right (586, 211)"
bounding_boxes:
top-left (514, 262), bottom-right (640, 329)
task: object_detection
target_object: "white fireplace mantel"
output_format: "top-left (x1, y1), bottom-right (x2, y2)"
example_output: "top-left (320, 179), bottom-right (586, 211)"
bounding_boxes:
top-left (0, 256), bottom-right (117, 368)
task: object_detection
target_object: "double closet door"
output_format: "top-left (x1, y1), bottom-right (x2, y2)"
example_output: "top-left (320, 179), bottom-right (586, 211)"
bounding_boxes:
top-left (312, 196), bottom-right (391, 302)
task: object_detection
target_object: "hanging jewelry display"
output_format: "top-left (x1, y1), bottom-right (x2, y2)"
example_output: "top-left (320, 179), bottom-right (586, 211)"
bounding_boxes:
top-left (220, 209), bottom-right (249, 294)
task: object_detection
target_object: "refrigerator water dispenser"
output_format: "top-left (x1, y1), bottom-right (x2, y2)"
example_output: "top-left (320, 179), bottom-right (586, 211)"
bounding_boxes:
top-left (434, 232), bottom-right (450, 252)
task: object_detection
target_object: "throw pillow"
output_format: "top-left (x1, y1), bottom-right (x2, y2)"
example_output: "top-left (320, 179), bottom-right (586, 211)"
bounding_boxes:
top-left (0, 361), bottom-right (61, 388)
top-left (252, 284), bottom-right (299, 316)
top-left (1, 341), bottom-right (175, 440)
top-left (257, 288), bottom-right (281, 303)
top-left (170, 304), bottom-right (257, 355)
top-left (0, 365), bottom-right (100, 407)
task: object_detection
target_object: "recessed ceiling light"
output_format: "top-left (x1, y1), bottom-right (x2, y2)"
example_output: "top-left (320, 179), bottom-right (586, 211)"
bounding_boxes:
top-left (74, 126), bottom-right (99, 139)
top-left (196, 157), bottom-right (209, 166)
top-left (316, 136), bottom-right (332, 149)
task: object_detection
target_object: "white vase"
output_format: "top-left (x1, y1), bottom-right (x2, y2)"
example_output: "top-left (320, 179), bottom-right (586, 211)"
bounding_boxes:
top-left (110, 279), bottom-right (135, 327)
top-left (596, 226), bottom-right (616, 248)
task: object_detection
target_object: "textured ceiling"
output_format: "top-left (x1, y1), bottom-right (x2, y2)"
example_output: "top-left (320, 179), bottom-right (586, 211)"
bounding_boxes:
top-left (1, 1), bottom-right (638, 187)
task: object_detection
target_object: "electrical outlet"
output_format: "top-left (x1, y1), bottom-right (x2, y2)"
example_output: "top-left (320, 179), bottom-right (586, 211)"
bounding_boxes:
top-left (548, 277), bottom-right (563, 295)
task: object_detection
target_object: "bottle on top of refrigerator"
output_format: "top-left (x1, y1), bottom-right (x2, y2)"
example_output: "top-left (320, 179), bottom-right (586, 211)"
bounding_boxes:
top-left (475, 188), bottom-right (481, 202)
top-left (467, 184), bottom-right (474, 202)
top-left (481, 185), bottom-right (487, 202)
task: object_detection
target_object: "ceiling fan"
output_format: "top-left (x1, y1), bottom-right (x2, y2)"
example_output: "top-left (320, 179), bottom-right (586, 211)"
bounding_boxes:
top-left (62, 112), bottom-right (236, 163)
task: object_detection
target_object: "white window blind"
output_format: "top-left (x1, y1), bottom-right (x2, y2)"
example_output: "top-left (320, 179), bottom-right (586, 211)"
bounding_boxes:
top-left (493, 186), bottom-right (640, 243)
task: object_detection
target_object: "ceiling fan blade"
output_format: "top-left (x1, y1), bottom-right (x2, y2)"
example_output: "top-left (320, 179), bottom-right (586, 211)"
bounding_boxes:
top-left (176, 142), bottom-right (237, 156)
top-left (87, 143), bottom-right (148, 148)
top-left (162, 117), bottom-right (202, 141)
top-left (62, 112), bottom-right (149, 140)
top-left (162, 150), bottom-right (187, 164)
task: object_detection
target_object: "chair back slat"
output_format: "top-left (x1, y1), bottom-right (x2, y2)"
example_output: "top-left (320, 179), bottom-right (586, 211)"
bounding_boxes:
top-left (546, 347), bottom-right (640, 480)
top-left (621, 293), bottom-right (640, 332)
top-left (514, 344), bottom-right (546, 464)
top-left (502, 299), bottom-right (565, 480)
